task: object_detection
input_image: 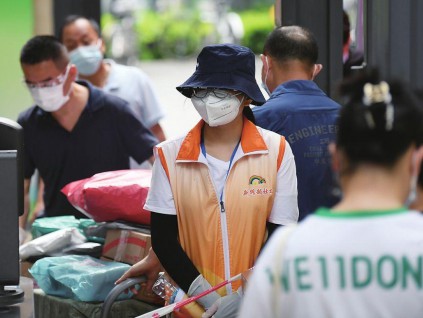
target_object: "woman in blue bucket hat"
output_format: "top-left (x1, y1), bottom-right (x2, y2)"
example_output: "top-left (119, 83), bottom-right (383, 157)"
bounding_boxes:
top-left (118, 44), bottom-right (299, 318)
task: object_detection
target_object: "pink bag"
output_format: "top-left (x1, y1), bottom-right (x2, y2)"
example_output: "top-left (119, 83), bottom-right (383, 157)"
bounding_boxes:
top-left (61, 170), bottom-right (152, 225)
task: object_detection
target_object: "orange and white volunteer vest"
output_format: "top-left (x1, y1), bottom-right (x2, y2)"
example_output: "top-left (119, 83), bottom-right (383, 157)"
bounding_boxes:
top-left (157, 119), bottom-right (286, 294)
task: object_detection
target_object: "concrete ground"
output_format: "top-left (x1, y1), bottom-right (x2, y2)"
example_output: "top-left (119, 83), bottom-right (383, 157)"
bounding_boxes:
top-left (138, 58), bottom-right (200, 139)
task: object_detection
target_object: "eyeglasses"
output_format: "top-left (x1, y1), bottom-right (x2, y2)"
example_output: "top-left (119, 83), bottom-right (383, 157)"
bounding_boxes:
top-left (24, 65), bottom-right (70, 89)
top-left (192, 88), bottom-right (241, 99)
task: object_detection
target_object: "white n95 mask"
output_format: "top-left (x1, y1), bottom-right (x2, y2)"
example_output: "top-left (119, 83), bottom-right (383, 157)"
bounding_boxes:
top-left (191, 91), bottom-right (243, 127)
top-left (30, 85), bottom-right (70, 112)
top-left (261, 55), bottom-right (271, 97)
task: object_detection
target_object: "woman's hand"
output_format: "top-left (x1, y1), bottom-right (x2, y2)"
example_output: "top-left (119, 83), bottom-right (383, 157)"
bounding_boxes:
top-left (202, 288), bottom-right (243, 318)
top-left (115, 247), bottom-right (163, 294)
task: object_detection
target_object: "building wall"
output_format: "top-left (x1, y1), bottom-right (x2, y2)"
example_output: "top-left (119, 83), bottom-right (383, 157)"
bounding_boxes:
top-left (0, 0), bottom-right (33, 121)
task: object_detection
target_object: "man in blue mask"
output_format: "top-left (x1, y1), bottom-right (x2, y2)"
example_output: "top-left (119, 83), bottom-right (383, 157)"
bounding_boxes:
top-left (254, 26), bottom-right (341, 220)
top-left (60, 15), bottom-right (166, 151)
top-left (18, 35), bottom-right (158, 230)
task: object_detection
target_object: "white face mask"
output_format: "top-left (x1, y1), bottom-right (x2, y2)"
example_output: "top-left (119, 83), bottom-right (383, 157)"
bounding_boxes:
top-left (191, 90), bottom-right (243, 127)
top-left (261, 55), bottom-right (271, 97)
top-left (28, 67), bottom-right (71, 112)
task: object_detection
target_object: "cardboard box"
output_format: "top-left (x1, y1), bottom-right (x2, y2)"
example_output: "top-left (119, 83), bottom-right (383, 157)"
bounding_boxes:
top-left (102, 229), bottom-right (151, 265)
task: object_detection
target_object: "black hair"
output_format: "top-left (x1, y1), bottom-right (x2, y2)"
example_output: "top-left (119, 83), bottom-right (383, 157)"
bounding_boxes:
top-left (336, 69), bottom-right (423, 174)
top-left (59, 15), bottom-right (101, 41)
top-left (243, 106), bottom-right (255, 124)
top-left (413, 89), bottom-right (423, 187)
top-left (20, 35), bottom-right (68, 68)
top-left (343, 10), bottom-right (351, 46)
top-left (263, 25), bottom-right (318, 67)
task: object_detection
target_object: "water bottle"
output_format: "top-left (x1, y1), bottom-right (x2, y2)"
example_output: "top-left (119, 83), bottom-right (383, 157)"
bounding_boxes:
top-left (152, 272), bottom-right (179, 303)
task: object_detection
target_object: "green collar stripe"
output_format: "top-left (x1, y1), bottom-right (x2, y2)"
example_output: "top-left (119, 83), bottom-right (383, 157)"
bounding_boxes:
top-left (315, 207), bottom-right (408, 218)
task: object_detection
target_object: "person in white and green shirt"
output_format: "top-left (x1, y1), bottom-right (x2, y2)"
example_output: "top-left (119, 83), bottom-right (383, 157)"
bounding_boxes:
top-left (238, 71), bottom-right (423, 318)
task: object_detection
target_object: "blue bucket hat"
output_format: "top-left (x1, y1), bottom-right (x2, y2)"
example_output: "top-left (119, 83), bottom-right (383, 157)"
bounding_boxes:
top-left (176, 44), bottom-right (266, 106)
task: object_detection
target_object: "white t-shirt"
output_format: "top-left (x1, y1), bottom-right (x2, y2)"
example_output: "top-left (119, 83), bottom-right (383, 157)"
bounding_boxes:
top-left (144, 138), bottom-right (298, 225)
top-left (239, 208), bottom-right (423, 318)
top-left (204, 153), bottom-right (230, 197)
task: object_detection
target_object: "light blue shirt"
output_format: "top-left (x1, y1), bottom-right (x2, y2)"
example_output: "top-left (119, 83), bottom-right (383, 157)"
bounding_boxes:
top-left (103, 59), bottom-right (166, 128)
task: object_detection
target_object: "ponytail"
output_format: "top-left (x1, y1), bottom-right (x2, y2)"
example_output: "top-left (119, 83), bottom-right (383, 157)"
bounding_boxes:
top-left (337, 69), bottom-right (423, 171)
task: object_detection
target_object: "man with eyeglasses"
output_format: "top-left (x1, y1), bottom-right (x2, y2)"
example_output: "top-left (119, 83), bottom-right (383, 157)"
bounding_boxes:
top-left (17, 35), bottom-right (158, 230)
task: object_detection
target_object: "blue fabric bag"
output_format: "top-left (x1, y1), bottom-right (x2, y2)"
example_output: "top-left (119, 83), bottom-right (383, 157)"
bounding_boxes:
top-left (29, 255), bottom-right (132, 302)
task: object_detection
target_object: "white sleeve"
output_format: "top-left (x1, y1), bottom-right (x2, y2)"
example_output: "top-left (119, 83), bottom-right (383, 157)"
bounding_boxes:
top-left (268, 141), bottom-right (299, 224)
top-left (136, 70), bottom-right (166, 128)
top-left (143, 147), bottom-right (176, 215)
top-left (238, 227), bottom-right (289, 318)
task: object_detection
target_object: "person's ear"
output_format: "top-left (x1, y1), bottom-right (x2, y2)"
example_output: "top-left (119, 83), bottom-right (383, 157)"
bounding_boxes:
top-left (311, 64), bottom-right (323, 80)
top-left (260, 54), bottom-right (266, 66)
top-left (63, 64), bottom-right (78, 95)
top-left (261, 54), bottom-right (272, 71)
top-left (410, 145), bottom-right (423, 178)
top-left (68, 64), bottom-right (78, 81)
top-left (243, 97), bottom-right (253, 106)
top-left (99, 38), bottom-right (106, 55)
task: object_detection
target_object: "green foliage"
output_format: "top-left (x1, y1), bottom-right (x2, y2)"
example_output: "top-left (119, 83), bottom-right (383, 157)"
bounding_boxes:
top-left (0, 0), bottom-right (33, 120)
top-left (135, 10), bottom-right (163, 59)
top-left (101, 6), bottom-right (275, 60)
top-left (239, 8), bottom-right (274, 54)
top-left (101, 13), bottom-right (120, 59)
top-left (136, 10), bottom-right (213, 59)
top-left (101, 13), bottom-right (115, 30)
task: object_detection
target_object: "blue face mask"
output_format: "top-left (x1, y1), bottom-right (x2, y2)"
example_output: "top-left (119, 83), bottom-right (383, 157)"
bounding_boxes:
top-left (69, 42), bottom-right (103, 76)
